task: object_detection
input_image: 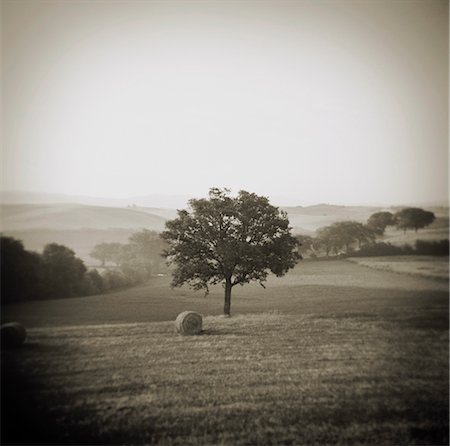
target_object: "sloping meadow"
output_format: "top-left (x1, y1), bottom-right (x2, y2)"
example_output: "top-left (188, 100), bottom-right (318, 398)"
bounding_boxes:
top-left (2, 312), bottom-right (448, 445)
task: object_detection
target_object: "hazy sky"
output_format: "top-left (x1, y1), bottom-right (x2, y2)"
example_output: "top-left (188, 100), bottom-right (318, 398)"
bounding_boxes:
top-left (2, 0), bottom-right (448, 206)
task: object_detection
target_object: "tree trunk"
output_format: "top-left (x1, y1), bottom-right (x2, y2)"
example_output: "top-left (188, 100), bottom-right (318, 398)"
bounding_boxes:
top-left (224, 277), bottom-right (232, 316)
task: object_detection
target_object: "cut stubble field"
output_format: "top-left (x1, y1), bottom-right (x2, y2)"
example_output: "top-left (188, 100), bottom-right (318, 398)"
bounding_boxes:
top-left (2, 260), bottom-right (449, 445)
top-left (348, 256), bottom-right (449, 281)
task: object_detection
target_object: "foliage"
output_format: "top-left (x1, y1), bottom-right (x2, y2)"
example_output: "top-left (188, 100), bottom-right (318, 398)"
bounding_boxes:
top-left (316, 221), bottom-right (376, 256)
top-left (352, 240), bottom-right (449, 257)
top-left (82, 269), bottom-right (106, 295)
top-left (40, 244), bottom-right (87, 299)
top-left (295, 235), bottom-right (319, 257)
top-left (161, 188), bottom-right (300, 315)
top-left (316, 226), bottom-right (338, 256)
top-left (395, 208), bottom-right (436, 233)
top-left (101, 270), bottom-right (132, 289)
top-left (89, 230), bottom-right (168, 284)
top-left (0, 236), bottom-right (130, 304)
top-left (352, 242), bottom-right (410, 257)
top-left (122, 229), bottom-right (166, 276)
top-left (415, 239), bottom-right (449, 256)
top-left (367, 211), bottom-right (396, 235)
top-left (2, 228), bottom-right (170, 304)
top-left (89, 242), bottom-right (124, 266)
top-left (1, 237), bottom-right (42, 304)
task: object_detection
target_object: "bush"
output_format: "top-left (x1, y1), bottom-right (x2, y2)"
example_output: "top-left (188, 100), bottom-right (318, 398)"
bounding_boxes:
top-left (353, 240), bottom-right (449, 257)
top-left (415, 239), bottom-right (449, 256)
top-left (101, 270), bottom-right (131, 290)
top-left (353, 242), bottom-right (406, 257)
top-left (79, 269), bottom-right (106, 295)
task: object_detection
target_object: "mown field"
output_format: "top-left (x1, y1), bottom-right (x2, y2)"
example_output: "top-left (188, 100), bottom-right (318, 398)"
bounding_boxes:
top-left (2, 260), bottom-right (449, 445)
top-left (348, 256), bottom-right (449, 281)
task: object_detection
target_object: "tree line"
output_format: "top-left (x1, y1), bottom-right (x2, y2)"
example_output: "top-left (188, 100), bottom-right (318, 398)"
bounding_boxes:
top-left (1, 229), bottom-right (167, 305)
top-left (89, 229), bottom-right (167, 281)
top-left (1, 203), bottom-right (442, 306)
top-left (297, 207), bottom-right (438, 258)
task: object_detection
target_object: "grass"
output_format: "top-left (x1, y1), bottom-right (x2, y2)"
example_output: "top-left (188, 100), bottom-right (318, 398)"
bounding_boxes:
top-left (382, 224), bottom-right (449, 246)
top-left (2, 260), bottom-right (448, 328)
top-left (348, 256), bottom-right (449, 281)
top-left (2, 260), bottom-right (449, 445)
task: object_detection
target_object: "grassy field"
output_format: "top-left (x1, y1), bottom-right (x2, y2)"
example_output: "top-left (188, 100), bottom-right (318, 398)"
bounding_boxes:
top-left (348, 256), bottom-right (449, 281)
top-left (2, 260), bottom-right (448, 445)
top-left (382, 217), bottom-right (449, 247)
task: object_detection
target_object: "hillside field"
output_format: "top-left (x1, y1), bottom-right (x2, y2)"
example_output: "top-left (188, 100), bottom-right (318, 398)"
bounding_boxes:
top-left (348, 256), bottom-right (449, 281)
top-left (2, 260), bottom-right (448, 445)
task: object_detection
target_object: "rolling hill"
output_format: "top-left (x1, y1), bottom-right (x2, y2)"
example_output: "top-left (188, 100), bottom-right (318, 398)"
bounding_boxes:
top-left (1, 200), bottom-right (447, 265)
top-left (0, 203), bottom-right (168, 231)
top-left (0, 204), bottom-right (171, 264)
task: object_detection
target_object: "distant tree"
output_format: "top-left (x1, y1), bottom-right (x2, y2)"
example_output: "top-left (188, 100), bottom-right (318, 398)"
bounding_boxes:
top-left (367, 211), bottom-right (396, 235)
top-left (128, 229), bottom-right (166, 274)
top-left (1, 236), bottom-right (42, 304)
top-left (352, 223), bottom-right (377, 249)
top-left (161, 188), bottom-right (300, 316)
top-left (41, 243), bottom-right (87, 299)
top-left (89, 231), bottom-right (167, 285)
top-left (90, 242), bottom-right (123, 266)
top-left (316, 226), bottom-right (339, 256)
top-left (83, 269), bottom-right (105, 294)
top-left (101, 269), bottom-right (131, 290)
top-left (117, 244), bottom-right (150, 283)
top-left (415, 239), bottom-right (449, 256)
top-left (395, 208), bottom-right (436, 233)
top-left (112, 230), bottom-right (167, 282)
top-left (297, 234), bottom-right (325, 258)
top-left (316, 221), bottom-right (376, 256)
top-left (296, 235), bottom-right (315, 257)
top-left (1, 237), bottom-right (139, 302)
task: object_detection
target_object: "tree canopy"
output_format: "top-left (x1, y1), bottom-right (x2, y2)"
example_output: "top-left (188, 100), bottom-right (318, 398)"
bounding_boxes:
top-left (395, 208), bottom-right (436, 233)
top-left (41, 243), bottom-right (87, 299)
top-left (161, 188), bottom-right (300, 315)
top-left (367, 211), bottom-right (396, 235)
top-left (1, 237), bottom-right (42, 304)
top-left (316, 221), bottom-right (376, 255)
top-left (90, 242), bottom-right (123, 267)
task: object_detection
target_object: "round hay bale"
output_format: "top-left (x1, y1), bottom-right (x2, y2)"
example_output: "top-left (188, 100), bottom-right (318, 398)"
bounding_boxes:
top-left (175, 311), bottom-right (203, 335)
top-left (1, 322), bottom-right (27, 348)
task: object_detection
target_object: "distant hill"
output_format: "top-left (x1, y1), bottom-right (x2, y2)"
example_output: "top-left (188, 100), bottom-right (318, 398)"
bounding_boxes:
top-left (2, 201), bottom-right (447, 234)
top-left (1, 200), bottom-right (447, 264)
top-left (0, 190), bottom-right (191, 209)
top-left (0, 203), bottom-right (168, 231)
top-left (1, 228), bottom-right (135, 266)
top-left (281, 204), bottom-right (383, 232)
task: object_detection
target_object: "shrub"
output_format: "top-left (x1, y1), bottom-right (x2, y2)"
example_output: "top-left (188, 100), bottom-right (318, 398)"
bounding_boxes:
top-left (101, 270), bottom-right (131, 290)
top-left (415, 239), bottom-right (449, 256)
top-left (353, 242), bottom-right (406, 257)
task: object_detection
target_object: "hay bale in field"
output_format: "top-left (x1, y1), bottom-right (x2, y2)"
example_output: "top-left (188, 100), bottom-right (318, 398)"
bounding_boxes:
top-left (1, 322), bottom-right (27, 348)
top-left (175, 311), bottom-right (203, 335)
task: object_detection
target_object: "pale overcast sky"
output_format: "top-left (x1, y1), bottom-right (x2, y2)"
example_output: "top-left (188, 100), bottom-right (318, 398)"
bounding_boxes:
top-left (1, 0), bottom-right (448, 206)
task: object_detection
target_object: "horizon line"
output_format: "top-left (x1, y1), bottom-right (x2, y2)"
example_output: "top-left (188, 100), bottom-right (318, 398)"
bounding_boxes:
top-left (1, 189), bottom-right (448, 209)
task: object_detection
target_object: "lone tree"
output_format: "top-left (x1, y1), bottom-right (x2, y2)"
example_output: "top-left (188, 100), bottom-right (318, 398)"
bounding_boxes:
top-left (161, 188), bottom-right (300, 316)
top-left (395, 207), bottom-right (436, 233)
